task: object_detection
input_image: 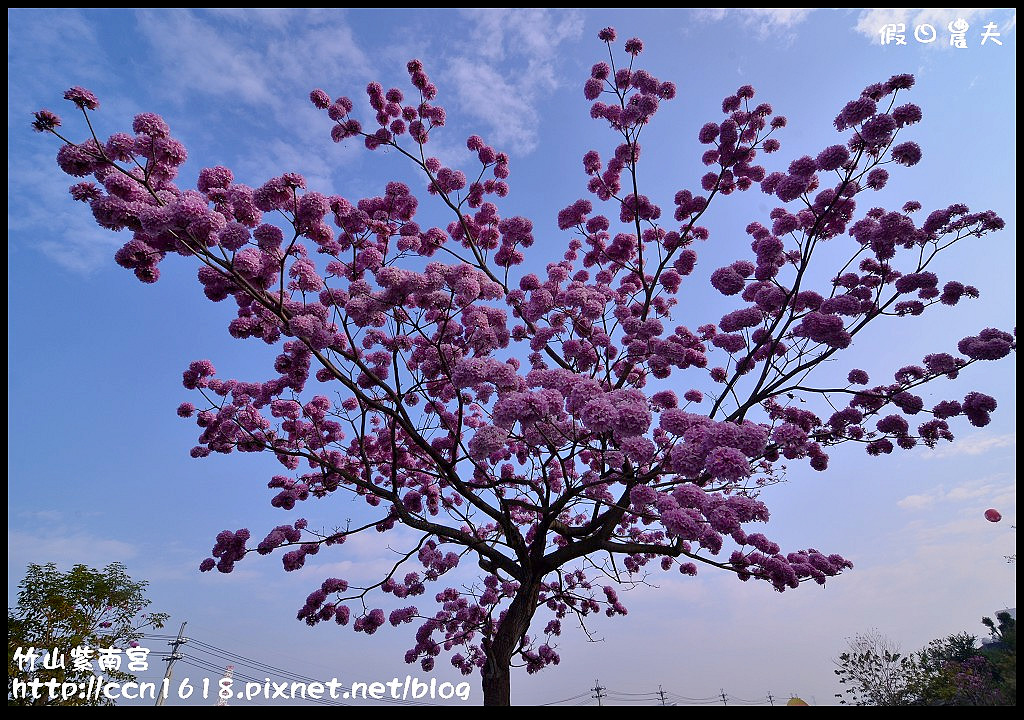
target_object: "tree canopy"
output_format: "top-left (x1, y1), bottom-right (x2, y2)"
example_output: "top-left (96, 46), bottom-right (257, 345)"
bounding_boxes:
top-left (8, 562), bottom-right (168, 706)
top-left (34, 24), bottom-right (1014, 705)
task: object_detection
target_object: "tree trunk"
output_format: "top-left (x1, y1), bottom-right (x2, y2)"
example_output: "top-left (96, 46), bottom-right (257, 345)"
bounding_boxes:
top-left (482, 661), bottom-right (512, 706)
top-left (481, 578), bottom-right (542, 706)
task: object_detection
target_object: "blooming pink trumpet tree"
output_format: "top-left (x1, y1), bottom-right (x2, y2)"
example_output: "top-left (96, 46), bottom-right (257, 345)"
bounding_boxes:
top-left (37, 28), bottom-right (1013, 705)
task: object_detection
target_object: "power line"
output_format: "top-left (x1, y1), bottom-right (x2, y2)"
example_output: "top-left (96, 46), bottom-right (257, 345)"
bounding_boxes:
top-left (177, 657), bottom-right (348, 708)
top-left (187, 639), bottom-right (323, 685)
top-left (539, 685), bottom-right (788, 706)
top-left (538, 691), bottom-right (592, 705)
top-left (178, 654), bottom-right (358, 708)
top-left (184, 641), bottom-right (435, 706)
top-left (725, 693), bottom-right (773, 705)
top-left (665, 691), bottom-right (722, 703)
top-left (142, 631), bottom-right (805, 707)
top-left (141, 630), bottom-right (437, 706)
top-left (605, 688), bottom-right (663, 696)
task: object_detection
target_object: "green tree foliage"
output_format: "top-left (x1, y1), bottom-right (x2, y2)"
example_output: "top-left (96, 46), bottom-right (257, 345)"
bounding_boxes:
top-left (979, 611), bottom-right (1016, 705)
top-left (913, 632), bottom-right (991, 705)
top-left (834, 630), bottom-right (919, 705)
top-left (7, 562), bottom-right (168, 706)
top-left (835, 614), bottom-right (1016, 706)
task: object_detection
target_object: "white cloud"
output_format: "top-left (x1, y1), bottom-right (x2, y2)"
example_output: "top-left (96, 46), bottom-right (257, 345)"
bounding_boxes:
top-left (17, 510), bottom-right (66, 522)
top-left (13, 9), bottom-right (580, 277)
top-left (897, 493), bottom-right (935, 510)
top-left (897, 474), bottom-right (1016, 512)
top-left (135, 9), bottom-right (371, 111)
top-left (9, 146), bottom-right (124, 273)
top-left (8, 529), bottom-right (139, 571)
top-left (136, 9), bottom-right (276, 106)
top-left (263, 19), bottom-right (371, 94)
top-left (132, 9), bottom-right (375, 195)
top-left (854, 7), bottom-right (914, 40)
top-left (447, 58), bottom-right (541, 155)
top-left (235, 136), bottom-right (338, 193)
top-left (205, 7), bottom-right (299, 29)
top-left (922, 432), bottom-right (1015, 459)
top-left (696, 8), bottom-right (815, 41)
top-left (7, 9), bottom-right (108, 114)
top-left (447, 8), bottom-right (584, 154)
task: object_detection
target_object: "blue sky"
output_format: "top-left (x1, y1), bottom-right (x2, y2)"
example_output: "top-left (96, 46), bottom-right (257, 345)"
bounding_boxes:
top-left (7, 8), bottom-right (1016, 706)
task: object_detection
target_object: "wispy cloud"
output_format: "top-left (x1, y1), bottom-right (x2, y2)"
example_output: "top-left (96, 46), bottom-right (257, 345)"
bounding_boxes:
top-left (897, 493), bottom-right (936, 510)
top-left (7, 9), bottom-right (108, 117)
top-left (8, 529), bottom-right (139, 571)
top-left (8, 11), bottom-right (123, 273)
top-left (135, 9), bottom-right (276, 106)
top-left (9, 146), bottom-right (125, 273)
top-left (446, 9), bottom-right (583, 154)
top-left (135, 9), bottom-right (372, 110)
top-left (134, 9), bottom-right (372, 194)
top-left (17, 510), bottom-right (67, 523)
top-left (897, 474), bottom-right (1016, 511)
top-left (695, 8), bottom-right (816, 41)
top-left (204, 7), bottom-right (300, 29)
top-left (446, 58), bottom-right (540, 155)
top-left (235, 135), bottom-right (340, 193)
top-left (920, 432), bottom-right (1015, 460)
top-left (13, 9), bottom-right (582, 275)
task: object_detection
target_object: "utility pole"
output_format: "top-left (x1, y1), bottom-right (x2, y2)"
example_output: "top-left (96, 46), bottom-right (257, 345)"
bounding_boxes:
top-left (720, 688), bottom-right (728, 705)
top-left (592, 679), bottom-right (606, 706)
top-left (657, 685), bottom-right (668, 706)
top-left (155, 621), bottom-right (187, 707)
top-left (767, 692), bottom-right (775, 706)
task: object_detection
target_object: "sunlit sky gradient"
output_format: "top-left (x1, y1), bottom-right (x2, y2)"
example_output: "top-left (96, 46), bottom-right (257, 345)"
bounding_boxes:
top-left (8, 8), bottom-right (1016, 706)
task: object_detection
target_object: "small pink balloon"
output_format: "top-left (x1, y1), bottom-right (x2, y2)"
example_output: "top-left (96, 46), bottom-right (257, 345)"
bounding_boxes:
top-left (985, 508), bottom-right (1002, 523)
